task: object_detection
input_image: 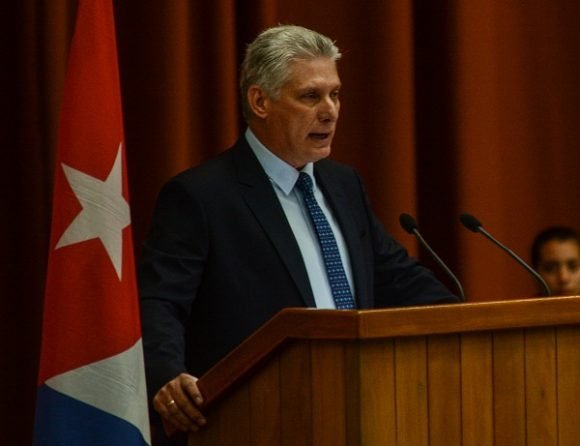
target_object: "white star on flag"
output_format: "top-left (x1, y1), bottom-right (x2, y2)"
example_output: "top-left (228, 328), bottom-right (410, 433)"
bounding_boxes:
top-left (56, 142), bottom-right (130, 280)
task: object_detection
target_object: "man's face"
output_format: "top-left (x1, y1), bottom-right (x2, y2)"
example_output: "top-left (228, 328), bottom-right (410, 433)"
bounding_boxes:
top-left (257, 57), bottom-right (341, 168)
top-left (537, 240), bottom-right (580, 296)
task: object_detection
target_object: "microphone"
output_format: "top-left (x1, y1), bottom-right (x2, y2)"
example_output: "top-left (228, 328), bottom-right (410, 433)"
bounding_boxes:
top-left (399, 213), bottom-right (465, 301)
top-left (459, 213), bottom-right (551, 297)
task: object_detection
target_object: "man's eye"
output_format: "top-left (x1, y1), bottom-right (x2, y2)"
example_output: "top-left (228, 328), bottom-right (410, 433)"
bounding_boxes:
top-left (302, 92), bottom-right (318, 100)
top-left (331, 90), bottom-right (340, 99)
top-left (541, 262), bottom-right (558, 273)
top-left (567, 261), bottom-right (579, 272)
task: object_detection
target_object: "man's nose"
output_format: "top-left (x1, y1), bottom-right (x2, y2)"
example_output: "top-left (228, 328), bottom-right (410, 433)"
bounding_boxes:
top-left (318, 97), bottom-right (339, 121)
top-left (558, 266), bottom-right (572, 283)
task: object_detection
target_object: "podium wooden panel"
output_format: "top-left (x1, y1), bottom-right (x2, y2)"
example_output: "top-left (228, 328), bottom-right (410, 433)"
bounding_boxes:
top-left (189, 296), bottom-right (580, 445)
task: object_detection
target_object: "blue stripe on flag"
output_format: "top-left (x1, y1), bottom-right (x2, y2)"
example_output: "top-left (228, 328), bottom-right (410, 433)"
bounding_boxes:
top-left (34, 384), bottom-right (149, 446)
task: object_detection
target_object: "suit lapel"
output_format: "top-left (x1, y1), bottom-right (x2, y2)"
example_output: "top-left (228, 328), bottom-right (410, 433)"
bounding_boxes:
top-left (233, 141), bottom-right (316, 308)
top-left (315, 164), bottom-right (371, 309)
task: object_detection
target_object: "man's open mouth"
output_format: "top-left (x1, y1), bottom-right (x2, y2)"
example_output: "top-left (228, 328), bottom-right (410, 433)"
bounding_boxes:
top-left (309, 132), bottom-right (330, 140)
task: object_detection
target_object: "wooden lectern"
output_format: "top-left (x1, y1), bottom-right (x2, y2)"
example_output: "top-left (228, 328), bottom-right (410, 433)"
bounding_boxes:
top-left (189, 296), bottom-right (580, 445)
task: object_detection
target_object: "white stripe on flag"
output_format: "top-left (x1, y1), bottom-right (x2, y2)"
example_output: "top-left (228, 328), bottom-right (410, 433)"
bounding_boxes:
top-left (46, 339), bottom-right (151, 444)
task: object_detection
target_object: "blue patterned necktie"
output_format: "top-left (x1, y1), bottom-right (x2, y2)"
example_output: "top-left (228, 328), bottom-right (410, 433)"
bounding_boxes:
top-left (295, 172), bottom-right (355, 309)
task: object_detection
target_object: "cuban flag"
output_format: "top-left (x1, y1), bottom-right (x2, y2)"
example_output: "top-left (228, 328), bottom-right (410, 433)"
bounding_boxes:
top-left (34, 0), bottom-right (150, 444)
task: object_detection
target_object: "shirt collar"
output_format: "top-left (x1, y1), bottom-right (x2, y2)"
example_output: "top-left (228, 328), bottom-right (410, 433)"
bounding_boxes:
top-left (245, 128), bottom-right (314, 195)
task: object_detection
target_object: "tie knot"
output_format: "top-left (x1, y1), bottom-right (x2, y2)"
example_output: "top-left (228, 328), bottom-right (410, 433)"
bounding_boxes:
top-left (295, 172), bottom-right (313, 194)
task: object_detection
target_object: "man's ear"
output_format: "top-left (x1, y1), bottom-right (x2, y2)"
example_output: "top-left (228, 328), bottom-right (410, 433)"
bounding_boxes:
top-left (247, 85), bottom-right (270, 119)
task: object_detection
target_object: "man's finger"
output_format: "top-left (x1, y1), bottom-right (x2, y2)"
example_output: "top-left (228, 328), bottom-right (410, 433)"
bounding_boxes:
top-left (181, 376), bottom-right (204, 406)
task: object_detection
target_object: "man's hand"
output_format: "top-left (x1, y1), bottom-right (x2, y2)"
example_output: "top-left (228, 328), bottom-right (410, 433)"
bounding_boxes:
top-left (153, 373), bottom-right (207, 435)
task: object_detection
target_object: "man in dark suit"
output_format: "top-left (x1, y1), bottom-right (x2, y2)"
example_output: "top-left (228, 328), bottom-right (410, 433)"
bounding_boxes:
top-left (138, 24), bottom-right (458, 441)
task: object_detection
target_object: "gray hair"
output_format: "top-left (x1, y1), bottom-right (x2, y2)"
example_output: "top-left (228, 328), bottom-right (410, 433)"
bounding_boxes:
top-left (240, 25), bottom-right (342, 121)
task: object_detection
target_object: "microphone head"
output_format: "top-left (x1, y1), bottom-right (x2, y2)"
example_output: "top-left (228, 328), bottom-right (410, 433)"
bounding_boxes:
top-left (399, 213), bottom-right (419, 234)
top-left (459, 212), bottom-right (483, 232)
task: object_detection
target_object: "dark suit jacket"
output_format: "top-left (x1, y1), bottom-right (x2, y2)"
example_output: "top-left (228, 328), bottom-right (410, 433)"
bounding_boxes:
top-left (138, 136), bottom-right (457, 399)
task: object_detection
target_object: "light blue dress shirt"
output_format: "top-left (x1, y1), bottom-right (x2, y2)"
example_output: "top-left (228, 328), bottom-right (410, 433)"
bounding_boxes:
top-left (245, 128), bottom-right (355, 309)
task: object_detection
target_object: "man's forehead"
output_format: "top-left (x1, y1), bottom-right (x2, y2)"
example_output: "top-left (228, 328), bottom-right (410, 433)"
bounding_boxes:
top-left (547, 239), bottom-right (579, 248)
top-left (286, 59), bottom-right (340, 83)
top-left (541, 240), bottom-right (580, 258)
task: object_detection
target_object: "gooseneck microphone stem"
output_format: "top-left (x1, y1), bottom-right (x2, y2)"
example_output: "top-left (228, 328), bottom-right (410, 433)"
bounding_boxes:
top-left (400, 213), bottom-right (465, 301)
top-left (459, 213), bottom-right (552, 297)
top-left (413, 229), bottom-right (466, 301)
top-left (477, 226), bottom-right (551, 297)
